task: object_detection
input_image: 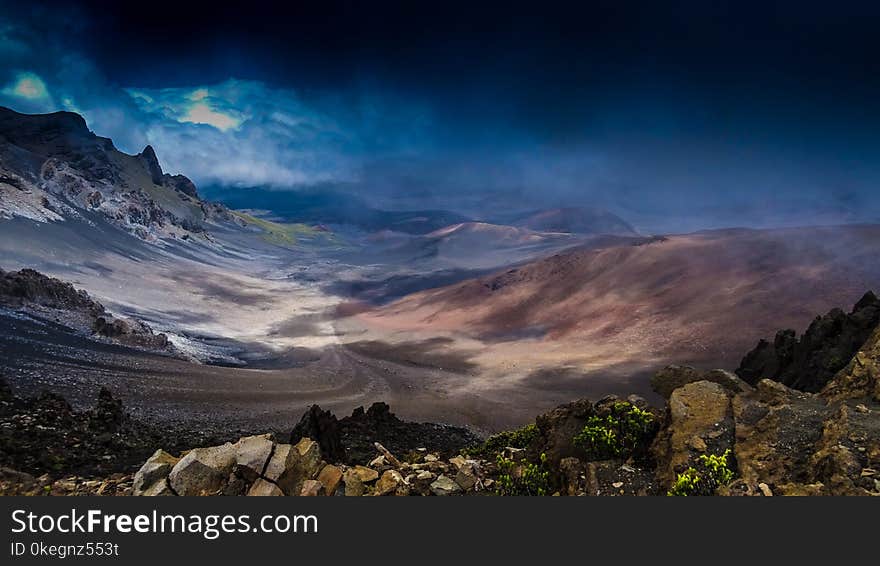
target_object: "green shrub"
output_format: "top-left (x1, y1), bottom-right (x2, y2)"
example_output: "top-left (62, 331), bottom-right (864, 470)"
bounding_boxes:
top-left (495, 452), bottom-right (551, 496)
top-left (573, 402), bottom-right (656, 460)
top-left (668, 449), bottom-right (735, 496)
top-left (465, 423), bottom-right (539, 457)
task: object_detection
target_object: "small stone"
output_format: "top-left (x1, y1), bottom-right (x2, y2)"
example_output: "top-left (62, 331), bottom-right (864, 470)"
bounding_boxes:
top-left (758, 483), bottom-right (773, 497)
top-left (612, 481), bottom-right (624, 489)
top-left (430, 475), bottom-right (462, 496)
top-left (455, 463), bottom-right (478, 491)
top-left (342, 470), bottom-right (365, 497)
top-left (350, 465), bottom-right (379, 483)
top-left (424, 454), bottom-right (439, 463)
top-left (294, 438), bottom-right (324, 478)
top-left (416, 470), bottom-right (435, 481)
top-left (449, 456), bottom-right (467, 469)
top-left (375, 470), bottom-right (404, 496)
top-left (687, 436), bottom-right (707, 452)
top-left (369, 455), bottom-right (386, 468)
top-left (300, 479), bottom-right (325, 496)
top-left (317, 464), bottom-right (343, 495)
top-left (248, 479), bottom-right (283, 496)
top-left (854, 404), bottom-right (870, 414)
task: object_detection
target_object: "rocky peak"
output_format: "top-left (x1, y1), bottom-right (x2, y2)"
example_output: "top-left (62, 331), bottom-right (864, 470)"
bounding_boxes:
top-left (137, 145), bottom-right (165, 185)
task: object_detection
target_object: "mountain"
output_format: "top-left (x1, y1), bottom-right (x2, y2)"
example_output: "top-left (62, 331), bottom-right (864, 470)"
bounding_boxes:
top-left (202, 184), bottom-right (472, 235)
top-left (511, 207), bottom-right (638, 236)
top-left (356, 225), bottom-right (880, 369)
top-left (0, 106), bottom-right (235, 243)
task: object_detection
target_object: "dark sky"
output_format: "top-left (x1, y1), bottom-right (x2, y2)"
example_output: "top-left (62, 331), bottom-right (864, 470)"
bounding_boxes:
top-left (2, 0), bottom-right (880, 230)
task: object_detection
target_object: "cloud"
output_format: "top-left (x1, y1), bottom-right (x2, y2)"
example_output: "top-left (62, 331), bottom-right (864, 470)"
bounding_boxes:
top-left (0, 10), bottom-right (433, 190)
top-left (2, 71), bottom-right (48, 99)
top-left (124, 79), bottom-right (379, 187)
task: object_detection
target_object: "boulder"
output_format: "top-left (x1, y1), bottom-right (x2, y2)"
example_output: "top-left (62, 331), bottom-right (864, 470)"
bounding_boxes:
top-left (652, 381), bottom-right (735, 488)
top-left (264, 440), bottom-right (323, 496)
top-left (317, 464), bottom-right (343, 496)
top-left (233, 434), bottom-right (274, 482)
top-left (141, 479), bottom-right (176, 497)
top-left (454, 462), bottom-right (478, 491)
top-left (342, 470), bottom-right (365, 497)
top-left (375, 470), bottom-right (405, 496)
top-left (651, 365), bottom-right (752, 399)
top-left (294, 438), bottom-right (324, 478)
top-left (530, 398), bottom-right (596, 465)
top-left (133, 449), bottom-right (179, 496)
top-left (168, 443), bottom-right (237, 496)
top-left (263, 444), bottom-right (293, 483)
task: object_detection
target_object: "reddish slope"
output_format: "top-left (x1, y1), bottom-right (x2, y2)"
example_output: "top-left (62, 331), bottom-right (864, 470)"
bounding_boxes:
top-left (360, 225), bottom-right (880, 368)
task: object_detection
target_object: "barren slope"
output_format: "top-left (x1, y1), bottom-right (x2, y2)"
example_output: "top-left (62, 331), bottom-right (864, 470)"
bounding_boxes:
top-left (356, 225), bottom-right (880, 371)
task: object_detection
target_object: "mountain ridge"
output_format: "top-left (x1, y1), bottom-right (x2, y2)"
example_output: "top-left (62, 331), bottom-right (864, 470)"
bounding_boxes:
top-left (0, 106), bottom-right (237, 243)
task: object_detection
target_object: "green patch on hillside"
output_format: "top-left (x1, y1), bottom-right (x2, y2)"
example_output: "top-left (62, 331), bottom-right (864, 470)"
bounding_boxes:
top-left (232, 211), bottom-right (341, 248)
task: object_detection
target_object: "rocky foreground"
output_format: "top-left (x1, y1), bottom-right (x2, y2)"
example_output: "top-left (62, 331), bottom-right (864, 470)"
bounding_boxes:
top-left (2, 294), bottom-right (880, 496)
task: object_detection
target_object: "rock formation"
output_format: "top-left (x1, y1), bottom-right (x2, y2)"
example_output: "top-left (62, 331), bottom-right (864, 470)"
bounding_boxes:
top-left (736, 291), bottom-right (880, 392)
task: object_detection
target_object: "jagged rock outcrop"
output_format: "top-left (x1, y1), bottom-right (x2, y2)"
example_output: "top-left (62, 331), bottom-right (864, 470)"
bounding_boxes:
top-left (0, 267), bottom-right (173, 352)
top-left (736, 291), bottom-right (880, 392)
top-left (331, 402), bottom-right (480, 464)
top-left (290, 405), bottom-right (346, 463)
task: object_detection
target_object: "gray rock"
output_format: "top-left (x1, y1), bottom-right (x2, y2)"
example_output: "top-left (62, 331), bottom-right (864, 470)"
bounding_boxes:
top-left (168, 443), bottom-right (237, 496)
top-left (133, 449), bottom-right (179, 496)
top-left (233, 434), bottom-right (274, 482)
top-left (430, 475), bottom-right (462, 496)
top-left (454, 463), bottom-right (478, 491)
top-left (141, 479), bottom-right (176, 496)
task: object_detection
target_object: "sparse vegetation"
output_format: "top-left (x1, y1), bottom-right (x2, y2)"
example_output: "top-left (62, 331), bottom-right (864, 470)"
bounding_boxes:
top-left (495, 452), bottom-right (551, 496)
top-left (573, 402), bottom-right (656, 460)
top-left (464, 423), bottom-right (539, 457)
top-left (668, 449), bottom-right (735, 496)
top-left (231, 211), bottom-right (339, 247)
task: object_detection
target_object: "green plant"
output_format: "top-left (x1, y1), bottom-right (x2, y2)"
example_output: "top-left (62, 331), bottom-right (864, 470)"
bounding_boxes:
top-left (495, 452), bottom-right (551, 496)
top-left (573, 402), bottom-right (656, 460)
top-left (668, 449), bottom-right (735, 496)
top-left (464, 423), bottom-right (539, 457)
